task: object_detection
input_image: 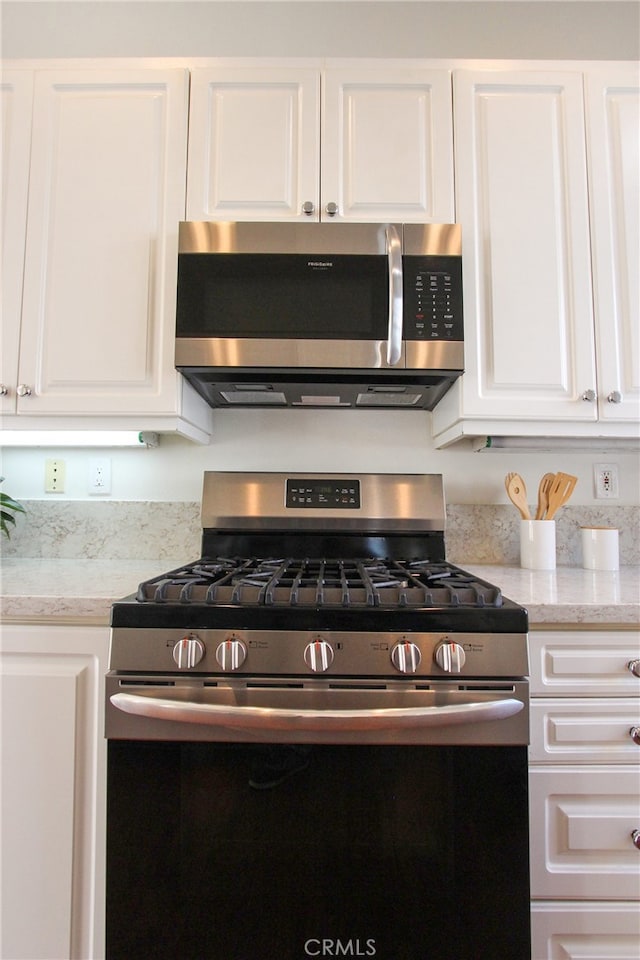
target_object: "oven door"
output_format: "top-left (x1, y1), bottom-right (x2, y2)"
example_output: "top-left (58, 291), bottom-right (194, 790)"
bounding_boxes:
top-left (106, 678), bottom-right (531, 960)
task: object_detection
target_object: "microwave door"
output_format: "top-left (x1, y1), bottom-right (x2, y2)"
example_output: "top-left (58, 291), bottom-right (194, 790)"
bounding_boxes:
top-left (386, 224), bottom-right (403, 366)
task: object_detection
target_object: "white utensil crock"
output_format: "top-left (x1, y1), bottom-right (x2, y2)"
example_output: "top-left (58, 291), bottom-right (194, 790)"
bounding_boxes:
top-left (520, 520), bottom-right (556, 570)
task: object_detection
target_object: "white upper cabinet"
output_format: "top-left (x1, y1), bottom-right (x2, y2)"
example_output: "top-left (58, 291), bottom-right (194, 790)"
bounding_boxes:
top-left (1, 70), bottom-right (33, 416)
top-left (434, 70), bottom-right (596, 440)
top-left (2, 66), bottom-right (211, 439)
top-left (433, 65), bottom-right (639, 445)
top-left (585, 66), bottom-right (640, 423)
top-left (187, 66), bottom-right (320, 222)
top-left (186, 62), bottom-right (454, 223)
top-left (321, 65), bottom-right (454, 222)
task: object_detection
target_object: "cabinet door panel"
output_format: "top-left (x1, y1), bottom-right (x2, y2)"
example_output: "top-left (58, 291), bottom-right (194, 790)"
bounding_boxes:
top-left (529, 766), bottom-right (640, 899)
top-left (586, 67), bottom-right (640, 422)
top-left (18, 69), bottom-right (188, 414)
top-left (187, 68), bottom-right (320, 221)
top-left (0, 626), bottom-right (109, 960)
top-left (323, 67), bottom-right (454, 222)
top-left (1, 70), bottom-right (33, 414)
top-left (453, 71), bottom-right (596, 420)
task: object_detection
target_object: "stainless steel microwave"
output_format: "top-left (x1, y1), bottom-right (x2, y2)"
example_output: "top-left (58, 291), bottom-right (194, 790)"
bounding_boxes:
top-left (175, 221), bottom-right (463, 409)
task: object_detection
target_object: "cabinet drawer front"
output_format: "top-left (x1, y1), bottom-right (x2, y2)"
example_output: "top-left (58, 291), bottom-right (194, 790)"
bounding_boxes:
top-left (529, 767), bottom-right (640, 899)
top-left (531, 901), bottom-right (640, 959)
top-left (530, 631), bottom-right (640, 696)
top-left (530, 699), bottom-right (640, 763)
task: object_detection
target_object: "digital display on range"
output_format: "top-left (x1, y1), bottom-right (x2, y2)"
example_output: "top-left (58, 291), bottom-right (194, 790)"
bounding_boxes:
top-left (286, 479), bottom-right (361, 508)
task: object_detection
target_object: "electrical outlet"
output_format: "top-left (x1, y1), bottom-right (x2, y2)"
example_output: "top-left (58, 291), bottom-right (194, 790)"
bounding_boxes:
top-left (88, 457), bottom-right (111, 495)
top-left (45, 459), bottom-right (65, 494)
top-left (594, 463), bottom-right (619, 499)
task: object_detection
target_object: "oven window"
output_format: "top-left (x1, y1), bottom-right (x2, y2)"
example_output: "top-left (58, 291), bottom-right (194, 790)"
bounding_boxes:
top-left (176, 254), bottom-right (389, 339)
top-left (107, 742), bottom-right (530, 960)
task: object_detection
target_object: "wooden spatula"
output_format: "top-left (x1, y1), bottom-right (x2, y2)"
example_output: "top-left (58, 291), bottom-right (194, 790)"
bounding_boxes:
top-left (545, 472), bottom-right (578, 520)
top-left (535, 472), bottom-right (555, 520)
top-left (505, 472), bottom-right (531, 520)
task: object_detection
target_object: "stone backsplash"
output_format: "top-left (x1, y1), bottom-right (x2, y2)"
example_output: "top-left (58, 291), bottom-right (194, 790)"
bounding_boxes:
top-left (2, 500), bottom-right (638, 566)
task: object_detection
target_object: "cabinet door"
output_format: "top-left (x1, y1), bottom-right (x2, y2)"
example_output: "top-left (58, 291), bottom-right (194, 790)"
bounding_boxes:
top-left (1, 70), bottom-right (33, 415)
top-left (322, 66), bottom-right (454, 222)
top-left (529, 766), bottom-right (640, 899)
top-left (449, 70), bottom-right (596, 421)
top-left (586, 66), bottom-right (640, 423)
top-left (0, 625), bottom-right (109, 960)
top-left (187, 67), bottom-right (320, 221)
top-left (17, 68), bottom-right (189, 415)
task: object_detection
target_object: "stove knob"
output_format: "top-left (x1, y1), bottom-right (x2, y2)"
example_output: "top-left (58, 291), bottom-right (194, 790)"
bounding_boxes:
top-left (216, 637), bottom-right (247, 672)
top-left (434, 640), bottom-right (466, 674)
top-left (391, 640), bottom-right (422, 674)
top-left (304, 638), bottom-right (335, 673)
top-left (172, 635), bottom-right (205, 669)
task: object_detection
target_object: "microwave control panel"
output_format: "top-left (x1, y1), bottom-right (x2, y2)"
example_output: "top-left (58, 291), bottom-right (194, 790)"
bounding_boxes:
top-left (404, 257), bottom-right (463, 342)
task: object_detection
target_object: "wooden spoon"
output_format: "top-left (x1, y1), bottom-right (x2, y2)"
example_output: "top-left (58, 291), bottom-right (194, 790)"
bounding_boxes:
top-left (505, 473), bottom-right (531, 520)
top-left (545, 472), bottom-right (578, 520)
top-left (535, 472), bottom-right (555, 520)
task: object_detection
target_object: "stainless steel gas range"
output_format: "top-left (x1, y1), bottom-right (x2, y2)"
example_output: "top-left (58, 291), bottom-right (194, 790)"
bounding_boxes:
top-left (105, 473), bottom-right (531, 960)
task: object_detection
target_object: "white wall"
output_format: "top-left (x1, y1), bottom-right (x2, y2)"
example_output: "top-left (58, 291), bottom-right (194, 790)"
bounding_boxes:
top-left (2, 413), bottom-right (639, 505)
top-left (2, 1), bottom-right (639, 61)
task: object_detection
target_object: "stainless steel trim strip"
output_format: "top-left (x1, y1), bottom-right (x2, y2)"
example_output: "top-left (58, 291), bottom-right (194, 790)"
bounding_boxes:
top-left (176, 340), bottom-right (462, 371)
top-left (405, 339), bottom-right (463, 370)
top-left (403, 222), bottom-right (462, 256)
top-left (179, 221), bottom-right (398, 255)
top-left (176, 338), bottom-right (404, 370)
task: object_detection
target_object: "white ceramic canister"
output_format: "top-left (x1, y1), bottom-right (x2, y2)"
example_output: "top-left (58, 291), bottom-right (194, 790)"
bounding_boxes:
top-left (520, 520), bottom-right (556, 570)
top-left (581, 526), bottom-right (619, 571)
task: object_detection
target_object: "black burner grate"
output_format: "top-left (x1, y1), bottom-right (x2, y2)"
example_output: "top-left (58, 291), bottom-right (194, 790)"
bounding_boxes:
top-left (136, 558), bottom-right (503, 610)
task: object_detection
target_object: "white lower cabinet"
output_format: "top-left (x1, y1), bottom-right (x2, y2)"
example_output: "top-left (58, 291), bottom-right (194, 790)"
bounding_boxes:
top-left (0, 623), bottom-right (109, 960)
top-left (529, 629), bottom-right (640, 959)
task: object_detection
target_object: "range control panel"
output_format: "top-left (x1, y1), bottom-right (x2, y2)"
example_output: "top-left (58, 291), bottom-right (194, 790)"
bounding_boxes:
top-left (404, 256), bottom-right (463, 341)
top-left (286, 478), bottom-right (361, 509)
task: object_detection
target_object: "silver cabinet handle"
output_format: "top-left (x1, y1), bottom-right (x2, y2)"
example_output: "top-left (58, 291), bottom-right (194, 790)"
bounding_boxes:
top-left (628, 659), bottom-right (640, 678)
top-left (111, 692), bottom-right (524, 733)
top-left (302, 201), bottom-right (315, 216)
top-left (632, 830), bottom-right (640, 850)
top-left (16, 384), bottom-right (32, 397)
top-left (581, 389), bottom-right (596, 402)
top-left (629, 727), bottom-right (640, 745)
top-left (325, 201), bottom-right (339, 217)
top-left (0, 384), bottom-right (8, 396)
top-left (385, 224), bottom-right (403, 366)
top-left (608, 390), bottom-right (623, 404)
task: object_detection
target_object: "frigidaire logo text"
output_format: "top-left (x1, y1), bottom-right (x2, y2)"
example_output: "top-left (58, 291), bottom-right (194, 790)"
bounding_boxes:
top-left (304, 939), bottom-right (376, 957)
top-left (307, 260), bottom-right (333, 268)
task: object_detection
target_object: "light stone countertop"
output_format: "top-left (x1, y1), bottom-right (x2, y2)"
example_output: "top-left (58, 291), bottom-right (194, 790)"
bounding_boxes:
top-left (464, 564), bottom-right (639, 627)
top-left (0, 558), bottom-right (638, 626)
top-left (0, 558), bottom-right (185, 623)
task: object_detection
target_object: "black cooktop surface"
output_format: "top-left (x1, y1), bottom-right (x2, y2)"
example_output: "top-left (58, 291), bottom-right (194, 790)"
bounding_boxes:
top-left (111, 558), bottom-right (528, 633)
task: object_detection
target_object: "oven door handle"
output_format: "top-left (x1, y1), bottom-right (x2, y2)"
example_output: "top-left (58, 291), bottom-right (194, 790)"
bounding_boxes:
top-left (386, 224), bottom-right (403, 366)
top-left (110, 692), bottom-right (524, 732)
